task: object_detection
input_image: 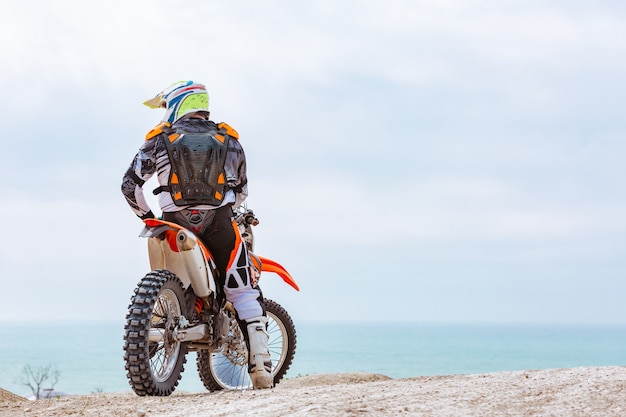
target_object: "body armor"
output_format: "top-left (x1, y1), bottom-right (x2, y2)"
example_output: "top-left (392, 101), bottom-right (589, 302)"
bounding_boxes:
top-left (158, 125), bottom-right (232, 206)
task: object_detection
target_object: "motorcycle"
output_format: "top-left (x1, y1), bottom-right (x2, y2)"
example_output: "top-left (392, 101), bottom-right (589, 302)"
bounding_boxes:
top-left (123, 206), bottom-right (299, 396)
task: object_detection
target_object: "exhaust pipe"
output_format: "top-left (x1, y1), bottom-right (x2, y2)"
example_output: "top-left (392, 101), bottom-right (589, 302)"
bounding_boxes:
top-left (176, 230), bottom-right (197, 251)
top-left (175, 230), bottom-right (214, 297)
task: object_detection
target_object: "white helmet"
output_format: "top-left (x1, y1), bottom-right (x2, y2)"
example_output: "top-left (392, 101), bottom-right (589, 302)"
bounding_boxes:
top-left (143, 80), bottom-right (209, 124)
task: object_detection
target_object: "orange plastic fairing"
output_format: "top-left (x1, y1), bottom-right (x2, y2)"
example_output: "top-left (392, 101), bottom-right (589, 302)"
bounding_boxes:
top-left (258, 256), bottom-right (300, 291)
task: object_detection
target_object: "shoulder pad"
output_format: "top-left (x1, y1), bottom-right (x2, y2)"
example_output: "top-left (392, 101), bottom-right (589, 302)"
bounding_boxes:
top-left (218, 122), bottom-right (239, 140)
top-left (145, 122), bottom-right (172, 141)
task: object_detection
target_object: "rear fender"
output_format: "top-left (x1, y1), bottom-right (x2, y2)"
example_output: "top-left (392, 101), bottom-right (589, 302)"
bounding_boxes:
top-left (258, 256), bottom-right (300, 291)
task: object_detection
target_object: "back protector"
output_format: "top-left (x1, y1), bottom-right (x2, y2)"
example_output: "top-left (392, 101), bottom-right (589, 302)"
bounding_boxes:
top-left (162, 127), bottom-right (231, 206)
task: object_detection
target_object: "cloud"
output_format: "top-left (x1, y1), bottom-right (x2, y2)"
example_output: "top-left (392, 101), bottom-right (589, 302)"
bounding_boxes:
top-left (0, 197), bottom-right (139, 263)
top-left (1, 0), bottom-right (625, 323)
top-left (253, 174), bottom-right (625, 246)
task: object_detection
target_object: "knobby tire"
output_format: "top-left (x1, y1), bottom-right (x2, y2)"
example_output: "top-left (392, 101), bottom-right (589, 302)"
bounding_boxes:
top-left (124, 270), bottom-right (188, 396)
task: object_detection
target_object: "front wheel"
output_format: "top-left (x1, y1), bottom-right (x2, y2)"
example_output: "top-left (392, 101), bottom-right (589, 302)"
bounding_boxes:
top-left (197, 298), bottom-right (297, 391)
top-left (123, 270), bottom-right (188, 396)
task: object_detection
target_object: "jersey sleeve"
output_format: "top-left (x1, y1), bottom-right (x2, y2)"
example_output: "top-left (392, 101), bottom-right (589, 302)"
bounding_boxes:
top-left (121, 136), bottom-right (160, 219)
top-left (224, 131), bottom-right (248, 208)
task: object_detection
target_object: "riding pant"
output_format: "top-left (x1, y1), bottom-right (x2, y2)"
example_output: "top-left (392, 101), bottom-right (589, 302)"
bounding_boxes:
top-left (162, 205), bottom-right (264, 321)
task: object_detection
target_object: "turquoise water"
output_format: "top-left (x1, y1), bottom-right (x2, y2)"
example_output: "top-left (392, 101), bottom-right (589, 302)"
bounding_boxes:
top-left (0, 321), bottom-right (624, 397)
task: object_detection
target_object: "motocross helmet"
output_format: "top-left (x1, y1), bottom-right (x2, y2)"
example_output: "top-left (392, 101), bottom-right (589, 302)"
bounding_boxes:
top-left (143, 80), bottom-right (209, 124)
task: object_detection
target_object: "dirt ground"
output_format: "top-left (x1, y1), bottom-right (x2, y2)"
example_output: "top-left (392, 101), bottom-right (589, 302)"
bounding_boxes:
top-left (1, 366), bottom-right (624, 416)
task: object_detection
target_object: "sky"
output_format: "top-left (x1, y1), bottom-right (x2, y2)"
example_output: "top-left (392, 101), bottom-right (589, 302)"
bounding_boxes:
top-left (0, 0), bottom-right (624, 324)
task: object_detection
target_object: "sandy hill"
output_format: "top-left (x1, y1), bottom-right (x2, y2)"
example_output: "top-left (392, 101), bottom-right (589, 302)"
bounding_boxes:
top-left (0, 388), bottom-right (26, 403)
top-left (1, 367), bottom-right (624, 416)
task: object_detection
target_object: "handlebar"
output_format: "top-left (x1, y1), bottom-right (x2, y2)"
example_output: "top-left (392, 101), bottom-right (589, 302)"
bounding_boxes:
top-left (244, 213), bottom-right (260, 226)
top-left (235, 207), bottom-right (259, 227)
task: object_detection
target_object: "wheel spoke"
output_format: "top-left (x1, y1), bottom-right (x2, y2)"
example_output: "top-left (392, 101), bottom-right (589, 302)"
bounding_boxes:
top-left (197, 299), bottom-right (296, 392)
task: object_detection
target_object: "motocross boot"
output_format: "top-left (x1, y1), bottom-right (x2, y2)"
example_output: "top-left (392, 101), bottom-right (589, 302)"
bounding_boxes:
top-left (246, 316), bottom-right (273, 389)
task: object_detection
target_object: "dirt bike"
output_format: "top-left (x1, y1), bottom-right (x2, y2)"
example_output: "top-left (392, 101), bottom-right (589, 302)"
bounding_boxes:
top-left (123, 206), bottom-right (299, 396)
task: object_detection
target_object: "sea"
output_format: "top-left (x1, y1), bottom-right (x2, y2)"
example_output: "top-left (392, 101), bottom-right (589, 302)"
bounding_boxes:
top-left (1, 321), bottom-right (624, 398)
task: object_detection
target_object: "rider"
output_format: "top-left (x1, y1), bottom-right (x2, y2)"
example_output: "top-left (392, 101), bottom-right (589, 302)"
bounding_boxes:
top-left (121, 80), bottom-right (273, 389)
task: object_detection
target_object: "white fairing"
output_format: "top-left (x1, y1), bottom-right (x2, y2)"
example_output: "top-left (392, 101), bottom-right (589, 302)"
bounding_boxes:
top-left (147, 231), bottom-right (216, 297)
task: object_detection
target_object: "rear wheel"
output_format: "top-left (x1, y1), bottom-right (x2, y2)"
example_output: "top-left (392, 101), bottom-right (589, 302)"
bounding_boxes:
top-left (197, 298), bottom-right (296, 391)
top-left (124, 270), bottom-right (188, 396)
